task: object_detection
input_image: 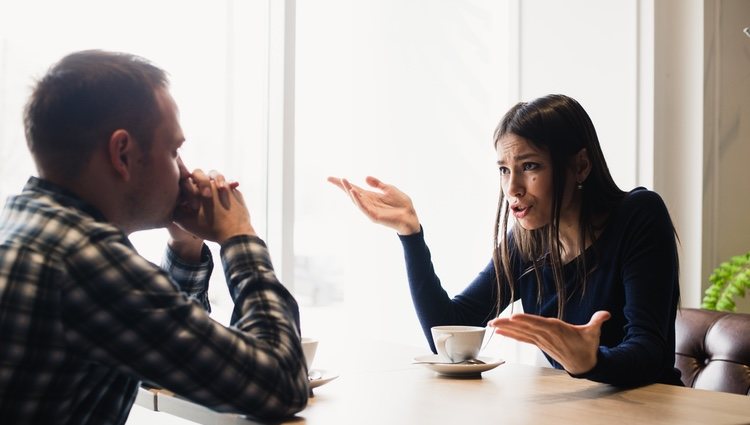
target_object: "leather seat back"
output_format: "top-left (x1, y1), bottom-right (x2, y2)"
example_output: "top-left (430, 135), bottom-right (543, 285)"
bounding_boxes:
top-left (675, 308), bottom-right (750, 395)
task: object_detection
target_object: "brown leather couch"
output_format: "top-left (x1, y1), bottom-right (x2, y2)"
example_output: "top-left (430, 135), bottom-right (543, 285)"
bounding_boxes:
top-left (675, 308), bottom-right (750, 395)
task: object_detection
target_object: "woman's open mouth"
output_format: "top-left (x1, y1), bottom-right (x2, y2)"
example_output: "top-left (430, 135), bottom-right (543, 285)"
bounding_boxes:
top-left (511, 204), bottom-right (531, 219)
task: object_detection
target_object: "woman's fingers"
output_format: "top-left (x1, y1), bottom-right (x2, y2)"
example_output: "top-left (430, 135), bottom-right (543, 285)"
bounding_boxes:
top-left (327, 176), bottom-right (352, 192)
top-left (588, 310), bottom-right (611, 327)
top-left (488, 314), bottom-right (549, 329)
top-left (342, 178), bottom-right (370, 193)
top-left (329, 177), bottom-right (376, 213)
top-left (346, 184), bottom-right (378, 219)
top-left (365, 175), bottom-right (386, 189)
top-left (491, 316), bottom-right (556, 343)
top-left (328, 177), bottom-right (362, 200)
top-left (493, 327), bottom-right (538, 345)
top-left (327, 175), bottom-right (419, 233)
top-left (340, 179), bottom-right (362, 209)
top-left (329, 176), bottom-right (382, 194)
top-left (489, 312), bottom-right (607, 375)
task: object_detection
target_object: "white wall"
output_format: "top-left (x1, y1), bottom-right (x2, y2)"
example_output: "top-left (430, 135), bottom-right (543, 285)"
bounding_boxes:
top-left (514, 0), bottom-right (639, 190)
top-left (703, 0), bottom-right (750, 312)
top-left (652, 0), bottom-right (705, 308)
top-left (650, 0), bottom-right (750, 312)
top-left (510, 0), bottom-right (702, 305)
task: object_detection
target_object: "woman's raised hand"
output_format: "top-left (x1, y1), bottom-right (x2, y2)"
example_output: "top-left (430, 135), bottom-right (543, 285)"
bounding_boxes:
top-left (327, 176), bottom-right (421, 235)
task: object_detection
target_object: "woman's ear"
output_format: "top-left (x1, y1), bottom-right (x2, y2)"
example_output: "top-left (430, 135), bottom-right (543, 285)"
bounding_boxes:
top-left (108, 129), bottom-right (133, 182)
top-left (575, 148), bottom-right (592, 183)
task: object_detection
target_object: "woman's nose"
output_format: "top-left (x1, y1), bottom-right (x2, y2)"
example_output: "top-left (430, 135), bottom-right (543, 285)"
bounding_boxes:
top-left (506, 172), bottom-right (525, 198)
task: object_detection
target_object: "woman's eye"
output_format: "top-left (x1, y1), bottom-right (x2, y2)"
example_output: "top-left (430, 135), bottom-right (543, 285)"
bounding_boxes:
top-left (523, 162), bottom-right (539, 171)
top-left (498, 167), bottom-right (510, 175)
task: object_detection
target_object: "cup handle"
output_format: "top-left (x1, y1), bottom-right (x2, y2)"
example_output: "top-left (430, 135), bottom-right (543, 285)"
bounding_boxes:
top-left (435, 333), bottom-right (453, 362)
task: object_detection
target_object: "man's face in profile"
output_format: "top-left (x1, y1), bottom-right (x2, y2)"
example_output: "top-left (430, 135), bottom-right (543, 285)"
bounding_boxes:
top-left (128, 88), bottom-right (188, 231)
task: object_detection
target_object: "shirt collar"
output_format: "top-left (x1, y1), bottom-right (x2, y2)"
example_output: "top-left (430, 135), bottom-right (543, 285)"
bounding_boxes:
top-left (24, 176), bottom-right (110, 223)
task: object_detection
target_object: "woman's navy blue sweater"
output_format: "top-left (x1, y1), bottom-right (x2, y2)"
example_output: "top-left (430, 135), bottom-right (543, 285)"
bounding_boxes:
top-left (399, 188), bottom-right (682, 387)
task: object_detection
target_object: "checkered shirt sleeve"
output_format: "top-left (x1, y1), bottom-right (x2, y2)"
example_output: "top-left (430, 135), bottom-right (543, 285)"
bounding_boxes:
top-left (162, 243), bottom-right (213, 312)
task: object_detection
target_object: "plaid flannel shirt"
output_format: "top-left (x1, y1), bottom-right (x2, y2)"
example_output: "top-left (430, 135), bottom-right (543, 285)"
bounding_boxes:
top-left (0, 177), bottom-right (308, 424)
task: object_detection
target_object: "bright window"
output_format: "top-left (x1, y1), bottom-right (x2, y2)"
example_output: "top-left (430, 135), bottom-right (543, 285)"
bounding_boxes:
top-left (294, 0), bottom-right (512, 349)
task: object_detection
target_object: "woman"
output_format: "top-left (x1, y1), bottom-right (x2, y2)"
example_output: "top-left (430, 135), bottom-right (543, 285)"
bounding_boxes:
top-left (329, 94), bottom-right (682, 387)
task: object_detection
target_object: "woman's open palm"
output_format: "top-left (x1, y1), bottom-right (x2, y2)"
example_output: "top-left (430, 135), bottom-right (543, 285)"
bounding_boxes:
top-left (327, 176), bottom-right (421, 235)
top-left (488, 311), bottom-right (611, 375)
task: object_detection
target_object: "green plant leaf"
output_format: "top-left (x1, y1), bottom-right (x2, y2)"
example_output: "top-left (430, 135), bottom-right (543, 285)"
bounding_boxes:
top-left (701, 250), bottom-right (750, 312)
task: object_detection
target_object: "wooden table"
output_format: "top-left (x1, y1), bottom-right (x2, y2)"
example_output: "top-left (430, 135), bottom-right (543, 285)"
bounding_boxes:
top-left (135, 339), bottom-right (750, 425)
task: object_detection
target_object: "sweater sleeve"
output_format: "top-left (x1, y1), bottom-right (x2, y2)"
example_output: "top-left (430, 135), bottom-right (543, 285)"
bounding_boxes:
top-left (399, 226), bottom-right (506, 353)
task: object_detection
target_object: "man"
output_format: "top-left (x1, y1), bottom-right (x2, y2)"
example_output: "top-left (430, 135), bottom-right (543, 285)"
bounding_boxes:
top-left (0, 50), bottom-right (308, 424)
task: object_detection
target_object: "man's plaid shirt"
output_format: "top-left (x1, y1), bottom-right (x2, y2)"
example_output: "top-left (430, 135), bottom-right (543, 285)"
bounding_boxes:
top-left (0, 177), bottom-right (308, 424)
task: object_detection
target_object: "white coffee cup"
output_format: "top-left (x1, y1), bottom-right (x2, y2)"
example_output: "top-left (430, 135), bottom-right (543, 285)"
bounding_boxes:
top-left (431, 325), bottom-right (486, 363)
top-left (301, 337), bottom-right (319, 370)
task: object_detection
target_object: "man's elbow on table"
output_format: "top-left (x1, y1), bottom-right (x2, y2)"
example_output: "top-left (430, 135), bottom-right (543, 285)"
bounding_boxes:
top-left (265, 375), bottom-right (310, 420)
top-left (233, 364), bottom-right (310, 421)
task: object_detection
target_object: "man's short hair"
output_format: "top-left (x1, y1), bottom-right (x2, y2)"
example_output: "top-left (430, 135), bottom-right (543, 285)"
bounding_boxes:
top-left (24, 50), bottom-right (169, 179)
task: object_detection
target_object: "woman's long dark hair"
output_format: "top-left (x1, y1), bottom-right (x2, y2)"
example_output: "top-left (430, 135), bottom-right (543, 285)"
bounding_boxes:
top-left (491, 94), bottom-right (626, 319)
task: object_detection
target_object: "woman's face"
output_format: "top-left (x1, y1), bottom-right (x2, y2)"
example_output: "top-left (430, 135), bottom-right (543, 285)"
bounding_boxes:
top-left (496, 133), bottom-right (556, 230)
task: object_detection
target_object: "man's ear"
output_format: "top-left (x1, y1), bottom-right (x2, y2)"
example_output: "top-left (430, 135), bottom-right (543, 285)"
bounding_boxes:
top-left (575, 148), bottom-right (592, 183)
top-left (108, 129), bottom-right (134, 182)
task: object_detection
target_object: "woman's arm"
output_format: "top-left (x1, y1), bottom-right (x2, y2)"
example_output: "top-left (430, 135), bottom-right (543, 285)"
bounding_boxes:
top-left (401, 228), bottom-right (506, 352)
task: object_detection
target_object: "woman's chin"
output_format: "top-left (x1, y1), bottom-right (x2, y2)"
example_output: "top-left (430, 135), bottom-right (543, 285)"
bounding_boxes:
top-left (516, 219), bottom-right (544, 231)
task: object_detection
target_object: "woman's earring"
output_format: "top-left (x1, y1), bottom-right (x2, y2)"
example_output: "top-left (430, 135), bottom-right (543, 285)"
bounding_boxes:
top-left (577, 182), bottom-right (583, 190)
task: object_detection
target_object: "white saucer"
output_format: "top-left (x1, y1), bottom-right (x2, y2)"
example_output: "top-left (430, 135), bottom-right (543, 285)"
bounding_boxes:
top-left (413, 355), bottom-right (505, 376)
top-left (309, 369), bottom-right (338, 389)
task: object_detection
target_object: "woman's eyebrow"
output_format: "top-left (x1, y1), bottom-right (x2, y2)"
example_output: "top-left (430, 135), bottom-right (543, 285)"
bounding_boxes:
top-left (497, 152), bottom-right (542, 165)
